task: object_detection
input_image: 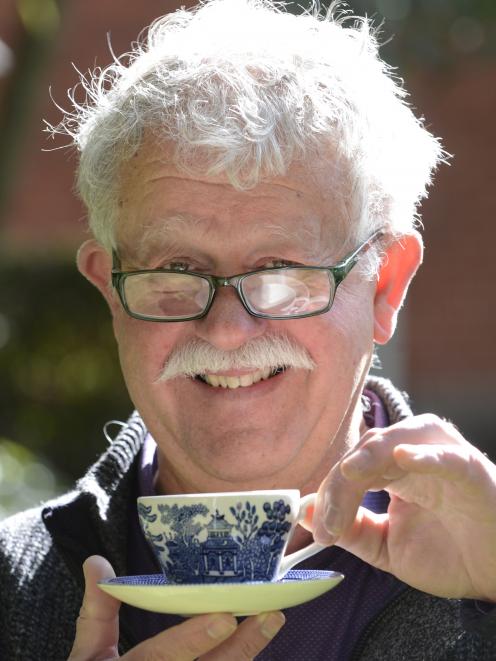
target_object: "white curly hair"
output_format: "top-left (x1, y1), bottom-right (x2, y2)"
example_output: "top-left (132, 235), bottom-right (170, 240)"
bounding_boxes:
top-left (50, 0), bottom-right (445, 264)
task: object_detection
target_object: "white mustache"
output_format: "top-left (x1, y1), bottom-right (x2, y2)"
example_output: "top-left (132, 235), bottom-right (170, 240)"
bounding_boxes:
top-left (156, 334), bottom-right (316, 382)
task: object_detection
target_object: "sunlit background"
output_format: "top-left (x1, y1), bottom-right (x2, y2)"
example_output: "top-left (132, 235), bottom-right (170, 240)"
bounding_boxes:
top-left (1, 0), bottom-right (495, 519)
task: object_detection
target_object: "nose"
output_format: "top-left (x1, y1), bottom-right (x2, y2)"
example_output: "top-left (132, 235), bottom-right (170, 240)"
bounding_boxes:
top-left (194, 285), bottom-right (268, 351)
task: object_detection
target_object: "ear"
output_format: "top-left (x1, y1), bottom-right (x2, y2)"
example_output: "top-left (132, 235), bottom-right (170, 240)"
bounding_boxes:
top-left (373, 231), bottom-right (423, 345)
top-left (77, 240), bottom-right (119, 314)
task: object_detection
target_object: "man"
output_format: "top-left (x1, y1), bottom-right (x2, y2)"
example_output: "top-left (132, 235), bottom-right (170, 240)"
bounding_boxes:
top-left (1, 1), bottom-right (496, 659)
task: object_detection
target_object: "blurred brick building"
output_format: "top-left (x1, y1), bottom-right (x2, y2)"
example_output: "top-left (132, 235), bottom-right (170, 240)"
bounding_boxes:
top-left (0, 0), bottom-right (495, 456)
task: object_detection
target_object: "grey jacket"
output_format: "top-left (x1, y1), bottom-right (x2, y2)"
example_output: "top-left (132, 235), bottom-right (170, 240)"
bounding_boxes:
top-left (1, 376), bottom-right (495, 660)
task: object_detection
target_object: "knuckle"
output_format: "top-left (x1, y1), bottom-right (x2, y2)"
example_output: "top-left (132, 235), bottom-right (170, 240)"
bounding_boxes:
top-left (418, 412), bottom-right (445, 431)
top-left (441, 419), bottom-right (461, 437)
top-left (361, 437), bottom-right (382, 453)
top-left (419, 412), bottom-right (440, 424)
top-left (360, 426), bottom-right (381, 444)
top-left (353, 438), bottom-right (384, 464)
top-left (425, 414), bottom-right (460, 439)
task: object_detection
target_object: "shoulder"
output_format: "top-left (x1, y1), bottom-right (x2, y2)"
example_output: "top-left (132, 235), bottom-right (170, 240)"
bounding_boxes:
top-left (0, 493), bottom-right (82, 597)
top-left (357, 588), bottom-right (496, 660)
top-left (0, 498), bottom-right (83, 660)
top-left (0, 504), bottom-right (52, 575)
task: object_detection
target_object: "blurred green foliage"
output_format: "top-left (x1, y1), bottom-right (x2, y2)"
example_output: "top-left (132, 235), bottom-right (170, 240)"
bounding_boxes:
top-left (16, 0), bottom-right (61, 37)
top-left (0, 437), bottom-right (68, 518)
top-left (0, 261), bottom-right (132, 504)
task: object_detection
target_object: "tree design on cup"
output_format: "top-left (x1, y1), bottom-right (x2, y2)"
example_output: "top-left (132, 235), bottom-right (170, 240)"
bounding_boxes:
top-left (137, 503), bottom-right (166, 560)
top-left (232, 500), bottom-right (292, 582)
top-left (139, 500), bottom-right (293, 584)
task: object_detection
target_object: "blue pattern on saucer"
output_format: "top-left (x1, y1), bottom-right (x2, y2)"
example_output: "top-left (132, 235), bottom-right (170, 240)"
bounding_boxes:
top-left (104, 569), bottom-right (336, 586)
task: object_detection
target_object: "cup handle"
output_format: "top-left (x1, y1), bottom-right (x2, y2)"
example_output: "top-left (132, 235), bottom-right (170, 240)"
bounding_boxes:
top-left (276, 492), bottom-right (327, 580)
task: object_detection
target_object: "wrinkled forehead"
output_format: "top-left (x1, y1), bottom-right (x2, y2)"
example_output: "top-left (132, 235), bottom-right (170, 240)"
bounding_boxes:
top-left (132, 214), bottom-right (330, 264)
top-left (115, 139), bottom-right (353, 261)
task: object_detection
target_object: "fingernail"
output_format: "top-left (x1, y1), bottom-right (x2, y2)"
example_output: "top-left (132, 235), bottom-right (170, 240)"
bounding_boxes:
top-left (259, 611), bottom-right (286, 639)
top-left (207, 615), bottom-right (237, 639)
top-left (313, 527), bottom-right (337, 546)
top-left (324, 503), bottom-right (342, 538)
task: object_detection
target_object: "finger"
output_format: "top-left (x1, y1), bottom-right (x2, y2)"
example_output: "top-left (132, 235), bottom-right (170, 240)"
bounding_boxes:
top-left (334, 415), bottom-right (466, 500)
top-left (199, 611), bottom-right (286, 660)
top-left (394, 443), bottom-right (496, 488)
top-left (313, 432), bottom-right (416, 544)
top-left (393, 443), bottom-right (468, 478)
top-left (353, 414), bottom-right (467, 459)
top-left (312, 466), bottom-right (370, 545)
top-left (123, 613), bottom-right (238, 661)
top-left (327, 439), bottom-right (457, 544)
top-left (340, 441), bottom-right (406, 483)
top-left (318, 440), bottom-right (491, 546)
top-left (333, 506), bottom-right (391, 572)
top-left (68, 555), bottom-right (120, 661)
top-left (338, 414), bottom-right (459, 482)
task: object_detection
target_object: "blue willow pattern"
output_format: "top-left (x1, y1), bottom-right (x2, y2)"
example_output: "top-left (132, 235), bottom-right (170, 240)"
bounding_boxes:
top-left (138, 500), bottom-right (292, 583)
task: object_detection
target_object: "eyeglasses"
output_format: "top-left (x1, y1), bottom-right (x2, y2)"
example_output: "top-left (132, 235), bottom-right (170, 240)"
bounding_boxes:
top-left (111, 229), bottom-right (383, 322)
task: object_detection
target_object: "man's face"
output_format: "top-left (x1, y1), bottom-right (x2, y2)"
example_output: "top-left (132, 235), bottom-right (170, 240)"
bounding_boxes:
top-left (105, 144), bottom-right (378, 494)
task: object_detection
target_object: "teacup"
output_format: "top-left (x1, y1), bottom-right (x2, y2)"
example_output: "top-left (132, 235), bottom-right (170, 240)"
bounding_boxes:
top-left (138, 490), bottom-right (325, 584)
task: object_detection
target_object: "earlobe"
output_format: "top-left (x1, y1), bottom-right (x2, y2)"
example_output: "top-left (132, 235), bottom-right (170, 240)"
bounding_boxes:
top-left (373, 231), bottom-right (423, 345)
top-left (76, 240), bottom-right (116, 311)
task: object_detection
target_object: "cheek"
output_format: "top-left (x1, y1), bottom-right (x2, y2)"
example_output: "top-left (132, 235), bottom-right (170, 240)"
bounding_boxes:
top-left (112, 315), bottom-right (176, 384)
top-left (332, 282), bottom-right (376, 336)
top-left (306, 290), bottom-right (375, 371)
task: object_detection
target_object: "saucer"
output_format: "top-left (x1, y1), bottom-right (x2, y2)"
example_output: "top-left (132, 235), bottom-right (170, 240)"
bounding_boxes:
top-left (98, 569), bottom-right (344, 616)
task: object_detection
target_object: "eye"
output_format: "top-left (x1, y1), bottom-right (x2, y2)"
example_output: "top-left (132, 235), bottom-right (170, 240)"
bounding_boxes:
top-left (159, 259), bottom-right (212, 273)
top-left (165, 262), bottom-right (190, 272)
top-left (262, 259), bottom-right (300, 269)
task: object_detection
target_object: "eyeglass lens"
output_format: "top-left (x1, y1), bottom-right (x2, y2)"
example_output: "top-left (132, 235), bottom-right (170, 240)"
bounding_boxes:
top-left (124, 272), bottom-right (211, 319)
top-left (123, 268), bottom-right (333, 319)
top-left (241, 269), bottom-right (332, 316)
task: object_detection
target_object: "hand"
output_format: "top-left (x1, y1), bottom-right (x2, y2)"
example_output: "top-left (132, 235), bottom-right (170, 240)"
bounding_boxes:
top-left (68, 555), bottom-right (285, 661)
top-left (312, 414), bottom-right (496, 602)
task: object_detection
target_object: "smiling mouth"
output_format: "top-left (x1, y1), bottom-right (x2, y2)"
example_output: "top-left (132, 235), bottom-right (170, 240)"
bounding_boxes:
top-left (195, 367), bottom-right (287, 389)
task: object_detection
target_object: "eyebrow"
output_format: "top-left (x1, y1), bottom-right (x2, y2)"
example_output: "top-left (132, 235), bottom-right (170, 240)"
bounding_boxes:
top-left (131, 213), bottom-right (341, 266)
top-left (262, 223), bottom-right (324, 259)
top-left (134, 214), bottom-right (206, 262)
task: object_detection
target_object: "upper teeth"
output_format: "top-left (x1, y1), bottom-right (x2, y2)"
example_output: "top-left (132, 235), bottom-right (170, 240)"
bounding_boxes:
top-left (203, 367), bottom-right (276, 388)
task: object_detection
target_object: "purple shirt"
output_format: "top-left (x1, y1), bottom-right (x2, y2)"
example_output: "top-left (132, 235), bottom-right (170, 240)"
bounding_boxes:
top-left (124, 390), bottom-right (407, 659)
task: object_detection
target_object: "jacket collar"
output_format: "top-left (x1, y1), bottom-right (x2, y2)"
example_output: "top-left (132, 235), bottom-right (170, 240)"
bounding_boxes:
top-left (42, 411), bottom-right (146, 585)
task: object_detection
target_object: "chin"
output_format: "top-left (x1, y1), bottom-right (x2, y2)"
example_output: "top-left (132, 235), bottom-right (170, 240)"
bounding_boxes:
top-left (198, 461), bottom-right (289, 489)
top-left (186, 428), bottom-right (301, 484)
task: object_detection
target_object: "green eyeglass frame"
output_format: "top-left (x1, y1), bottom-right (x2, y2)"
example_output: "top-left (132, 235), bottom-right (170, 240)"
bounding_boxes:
top-left (111, 228), bottom-right (384, 322)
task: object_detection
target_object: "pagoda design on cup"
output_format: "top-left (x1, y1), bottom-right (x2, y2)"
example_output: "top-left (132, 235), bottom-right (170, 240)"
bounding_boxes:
top-left (201, 510), bottom-right (242, 579)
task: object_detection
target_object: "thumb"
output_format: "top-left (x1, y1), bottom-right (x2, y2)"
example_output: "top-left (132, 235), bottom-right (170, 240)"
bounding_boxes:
top-left (68, 555), bottom-right (121, 661)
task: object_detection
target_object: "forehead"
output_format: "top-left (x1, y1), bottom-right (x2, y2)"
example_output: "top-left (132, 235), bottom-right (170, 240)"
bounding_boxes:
top-left (116, 141), bottom-right (349, 260)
